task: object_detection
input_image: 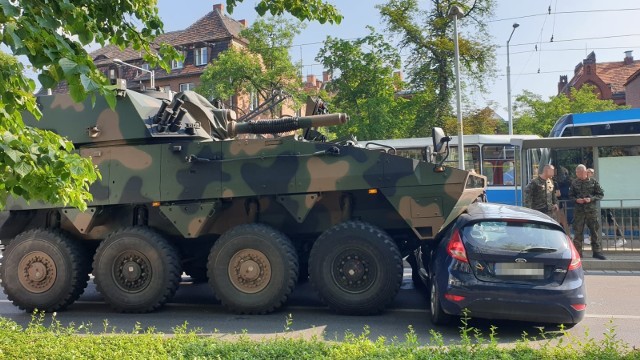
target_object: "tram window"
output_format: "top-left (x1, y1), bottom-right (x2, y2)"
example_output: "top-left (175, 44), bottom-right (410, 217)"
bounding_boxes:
top-left (438, 145), bottom-right (481, 173)
top-left (482, 145), bottom-right (517, 186)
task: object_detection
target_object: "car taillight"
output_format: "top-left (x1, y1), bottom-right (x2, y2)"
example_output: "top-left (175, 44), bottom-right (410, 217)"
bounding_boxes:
top-left (446, 230), bottom-right (468, 263)
top-left (567, 235), bottom-right (582, 271)
top-left (444, 293), bottom-right (465, 302)
top-left (571, 304), bottom-right (586, 311)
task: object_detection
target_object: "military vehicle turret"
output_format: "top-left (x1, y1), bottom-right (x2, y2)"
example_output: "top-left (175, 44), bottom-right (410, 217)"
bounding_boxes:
top-left (0, 87), bottom-right (486, 315)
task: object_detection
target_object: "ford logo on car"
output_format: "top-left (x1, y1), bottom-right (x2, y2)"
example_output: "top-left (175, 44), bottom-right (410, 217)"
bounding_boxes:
top-left (514, 258), bottom-right (527, 263)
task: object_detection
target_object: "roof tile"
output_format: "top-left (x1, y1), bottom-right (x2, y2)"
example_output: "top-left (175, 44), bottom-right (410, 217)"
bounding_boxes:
top-left (90, 9), bottom-right (245, 62)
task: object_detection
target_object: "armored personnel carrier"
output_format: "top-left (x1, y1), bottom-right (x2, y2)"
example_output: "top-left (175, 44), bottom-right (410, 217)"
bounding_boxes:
top-left (0, 86), bottom-right (486, 315)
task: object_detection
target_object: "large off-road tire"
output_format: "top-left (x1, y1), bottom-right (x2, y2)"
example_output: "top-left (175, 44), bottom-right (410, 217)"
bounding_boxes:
top-left (430, 276), bottom-right (453, 326)
top-left (0, 229), bottom-right (89, 312)
top-left (207, 223), bottom-right (298, 314)
top-left (92, 227), bottom-right (181, 313)
top-left (308, 221), bottom-right (403, 315)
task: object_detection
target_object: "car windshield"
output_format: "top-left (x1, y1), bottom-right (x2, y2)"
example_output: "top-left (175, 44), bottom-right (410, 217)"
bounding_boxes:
top-left (462, 221), bottom-right (569, 252)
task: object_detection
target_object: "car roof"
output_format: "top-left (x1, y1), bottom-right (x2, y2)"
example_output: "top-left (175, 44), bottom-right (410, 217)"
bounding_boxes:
top-left (460, 203), bottom-right (564, 231)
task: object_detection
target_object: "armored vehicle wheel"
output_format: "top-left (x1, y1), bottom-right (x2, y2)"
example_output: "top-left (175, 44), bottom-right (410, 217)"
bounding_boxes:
top-left (92, 227), bottom-right (181, 313)
top-left (207, 224), bottom-right (298, 314)
top-left (0, 229), bottom-right (89, 312)
top-left (309, 221), bottom-right (403, 315)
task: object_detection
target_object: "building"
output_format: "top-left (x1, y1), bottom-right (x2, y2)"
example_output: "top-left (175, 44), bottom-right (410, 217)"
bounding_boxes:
top-left (45, 3), bottom-right (249, 110)
top-left (624, 67), bottom-right (640, 108)
top-left (557, 50), bottom-right (640, 106)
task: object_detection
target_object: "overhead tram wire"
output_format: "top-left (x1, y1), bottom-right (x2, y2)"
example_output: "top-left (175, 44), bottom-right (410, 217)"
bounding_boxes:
top-left (498, 33), bottom-right (640, 49)
top-left (499, 45), bottom-right (640, 56)
top-left (489, 7), bottom-right (640, 23)
top-left (513, 1), bottom-right (552, 89)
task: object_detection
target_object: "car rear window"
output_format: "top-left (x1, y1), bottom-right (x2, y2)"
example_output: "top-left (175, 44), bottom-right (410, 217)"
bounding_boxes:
top-left (462, 221), bottom-right (569, 252)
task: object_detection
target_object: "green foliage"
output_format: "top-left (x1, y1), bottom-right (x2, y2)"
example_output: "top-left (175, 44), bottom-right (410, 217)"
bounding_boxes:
top-left (0, 313), bottom-right (637, 359)
top-left (198, 17), bottom-right (305, 118)
top-left (377, 0), bottom-right (497, 134)
top-left (0, 0), bottom-right (183, 210)
top-left (444, 107), bottom-right (505, 135)
top-left (225, 0), bottom-right (343, 24)
top-left (513, 85), bottom-right (625, 136)
top-left (316, 28), bottom-right (415, 140)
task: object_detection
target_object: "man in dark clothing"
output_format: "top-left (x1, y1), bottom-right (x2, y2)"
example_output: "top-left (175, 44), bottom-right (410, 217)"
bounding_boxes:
top-left (524, 164), bottom-right (558, 216)
top-left (569, 164), bottom-right (606, 260)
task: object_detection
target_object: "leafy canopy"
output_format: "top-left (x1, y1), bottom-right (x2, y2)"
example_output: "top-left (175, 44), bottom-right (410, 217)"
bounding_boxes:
top-left (443, 106), bottom-right (506, 135)
top-left (513, 85), bottom-right (625, 136)
top-left (377, 0), bottom-right (496, 134)
top-left (198, 16), bottom-right (305, 118)
top-left (316, 28), bottom-right (415, 140)
top-left (0, 0), bottom-right (341, 210)
top-left (0, 0), bottom-right (183, 210)
top-left (225, 0), bottom-right (342, 24)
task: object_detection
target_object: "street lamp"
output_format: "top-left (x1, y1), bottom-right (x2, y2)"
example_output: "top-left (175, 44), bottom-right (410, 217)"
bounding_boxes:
top-left (506, 22), bottom-right (519, 135)
top-left (113, 58), bottom-right (155, 89)
top-left (448, 5), bottom-right (464, 170)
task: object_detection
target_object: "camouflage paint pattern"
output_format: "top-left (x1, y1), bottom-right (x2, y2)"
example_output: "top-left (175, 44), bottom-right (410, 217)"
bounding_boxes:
top-left (5, 89), bottom-right (486, 245)
top-left (9, 90), bottom-right (485, 240)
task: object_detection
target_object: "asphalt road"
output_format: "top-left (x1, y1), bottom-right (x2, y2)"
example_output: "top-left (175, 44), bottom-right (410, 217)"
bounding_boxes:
top-left (1, 269), bottom-right (639, 347)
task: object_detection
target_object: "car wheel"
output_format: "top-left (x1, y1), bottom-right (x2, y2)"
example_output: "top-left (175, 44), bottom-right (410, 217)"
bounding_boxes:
top-left (430, 276), bottom-right (452, 325)
top-left (0, 229), bottom-right (90, 312)
top-left (93, 227), bottom-right (181, 313)
top-left (207, 223), bottom-right (298, 314)
top-left (309, 221), bottom-right (403, 315)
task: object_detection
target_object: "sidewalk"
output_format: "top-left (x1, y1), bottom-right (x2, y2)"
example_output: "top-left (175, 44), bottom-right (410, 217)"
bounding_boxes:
top-left (579, 235), bottom-right (640, 271)
top-left (581, 249), bottom-right (640, 271)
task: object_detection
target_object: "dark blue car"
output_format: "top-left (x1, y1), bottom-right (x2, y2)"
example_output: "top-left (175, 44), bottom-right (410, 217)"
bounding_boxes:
top-left (410, 202), bottom-right (585, 326)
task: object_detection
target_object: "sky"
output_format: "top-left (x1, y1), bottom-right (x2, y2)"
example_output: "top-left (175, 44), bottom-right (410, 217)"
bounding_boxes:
top-left (153, 0), bottom-right (640, 120)
top-left (18, 1), bottom-right (640, 119)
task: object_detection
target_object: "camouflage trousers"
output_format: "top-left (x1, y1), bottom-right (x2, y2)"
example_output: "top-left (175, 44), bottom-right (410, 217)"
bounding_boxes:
top-left (572, 210), bottom-right (602, 254)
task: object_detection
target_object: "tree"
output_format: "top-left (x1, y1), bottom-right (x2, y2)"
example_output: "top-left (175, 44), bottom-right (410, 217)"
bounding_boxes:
top-left (225, 0), bottom-right (342, 24)
top-left (316, 28), bottom-right (415, 140)
top-left (199, 17), bottom-right (305, 118)
top-left (443, 106), bottom-right (505, 135)
top-left (377, 0), bottom-right (496, 134)
top-left (0, 0), bottom-right (183, 210)
top-left (0, 0), bottom-right (340, 210)
top-left (513, 85), bottom-right (625, 136)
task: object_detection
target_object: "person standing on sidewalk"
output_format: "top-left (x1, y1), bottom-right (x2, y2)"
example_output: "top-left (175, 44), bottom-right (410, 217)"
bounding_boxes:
top-left (524, 164), bottom-right (558, 216)
top-left (570, 164), bottom-right (606, 260)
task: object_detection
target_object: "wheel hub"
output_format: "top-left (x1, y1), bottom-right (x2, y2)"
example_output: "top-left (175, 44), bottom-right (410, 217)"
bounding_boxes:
top-left (228, 249), bottom-right (271, 294)
top-left (332, 251), bottom-right (376, 293)
top-left (18, 251), bottom-right (57, 293)
top-left (113, 252), bottom-right (151, 293)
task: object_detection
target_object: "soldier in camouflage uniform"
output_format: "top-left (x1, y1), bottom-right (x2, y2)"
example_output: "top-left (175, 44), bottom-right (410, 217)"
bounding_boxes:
top-left (524, 164), bottom-right (558, 216)
top-left (569, 164), bottom-right (606, 260)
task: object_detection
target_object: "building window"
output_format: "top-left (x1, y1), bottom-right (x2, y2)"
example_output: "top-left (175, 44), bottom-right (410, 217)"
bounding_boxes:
top-left (172, 52), bottom-right (184, 69)
top-left (179, 83), bottom-right (196, 92)
top-left (195, 47), bottom-right (208, 66)
top-left (141, 63), bottom-right (150, 71)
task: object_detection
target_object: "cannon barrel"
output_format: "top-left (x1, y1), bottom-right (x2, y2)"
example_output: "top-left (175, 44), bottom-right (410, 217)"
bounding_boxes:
top-left (227, 113), bottom-right (348, 137)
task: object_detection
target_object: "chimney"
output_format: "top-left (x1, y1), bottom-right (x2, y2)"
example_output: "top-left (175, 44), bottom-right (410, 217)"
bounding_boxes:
top-left (239, 19), bottom-right (247, 27)
top-left (213, 3), bottom-right (224, 13)
top-left (624, 50), bottom-right (634, 65)
top-left (557, 75), bottom-right (568, 94)
top-left (307, 74), bottom-right (317, 87)
top-left (322, 71), bottom-right (332, 82)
